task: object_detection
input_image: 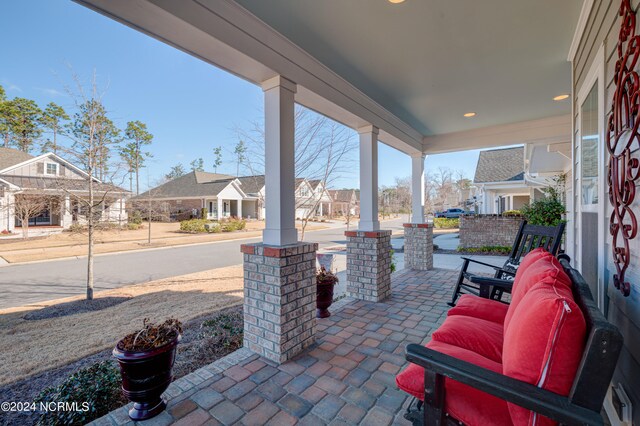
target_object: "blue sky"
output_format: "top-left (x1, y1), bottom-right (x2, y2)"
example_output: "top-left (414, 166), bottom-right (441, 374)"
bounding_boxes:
top-left (1, 0), bottom-right (481, 190)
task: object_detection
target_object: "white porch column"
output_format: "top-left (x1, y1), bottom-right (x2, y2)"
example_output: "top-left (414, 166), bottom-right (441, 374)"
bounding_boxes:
top-left (217, 198), bottom-right (223, 220)
top-left (358, 125), bottom-right (380, 231)
top-left (237, 199), bottom-right (243, 218)
top-left (262, 76), bottom-right (298, 246)
top-left (411, 154), bottom-right (426, 223)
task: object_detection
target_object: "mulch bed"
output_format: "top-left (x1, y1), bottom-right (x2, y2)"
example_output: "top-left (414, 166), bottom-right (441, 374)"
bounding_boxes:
top-left (0, 305), bottom-right (243, 426)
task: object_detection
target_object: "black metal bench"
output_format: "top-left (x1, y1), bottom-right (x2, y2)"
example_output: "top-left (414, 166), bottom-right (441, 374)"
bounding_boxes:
top-left (405, 255), bottom-right (623, 426)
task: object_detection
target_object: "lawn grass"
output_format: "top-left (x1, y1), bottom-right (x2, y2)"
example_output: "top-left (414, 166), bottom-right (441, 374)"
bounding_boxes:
top-left (0, 265), bottom-right (245, 386)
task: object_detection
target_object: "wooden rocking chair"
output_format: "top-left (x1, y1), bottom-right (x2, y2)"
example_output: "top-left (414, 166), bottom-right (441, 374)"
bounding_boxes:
top-left (447, 220), bottom-right (565, 306)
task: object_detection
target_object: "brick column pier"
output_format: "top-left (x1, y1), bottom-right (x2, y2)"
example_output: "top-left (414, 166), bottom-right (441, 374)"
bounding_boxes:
top-left (403, 223), bottom-right (433, 270)
top-left (345, 230), bottom-right (392, 302)
top-left (240, 242), bottom-right (318, 363)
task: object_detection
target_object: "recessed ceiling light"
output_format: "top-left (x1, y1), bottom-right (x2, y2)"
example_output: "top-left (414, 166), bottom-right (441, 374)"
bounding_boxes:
top-left (463, 112), bottom-right (476, 118)
top-left (388, 0), bottom-right (405, 3)
top-left (553, 94), bottom-right (570, 101)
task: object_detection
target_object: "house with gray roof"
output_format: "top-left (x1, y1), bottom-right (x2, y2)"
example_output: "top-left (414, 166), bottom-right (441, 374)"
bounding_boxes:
top-left (0, 147), bottom-right (129, 234)
top-left (473, 146), bottom-right (533, 214)
top-left (134, 172), bottom-right (333, 221)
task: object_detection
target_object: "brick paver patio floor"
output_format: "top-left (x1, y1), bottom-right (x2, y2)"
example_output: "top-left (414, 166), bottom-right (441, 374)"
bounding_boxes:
top-left (93, 267), bottom-right (457, 426)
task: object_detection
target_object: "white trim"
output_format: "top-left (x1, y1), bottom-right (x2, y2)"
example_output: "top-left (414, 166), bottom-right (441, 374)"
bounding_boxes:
top-left (45, 162), bottom-right (59, 176)
top-left (574, 42), bottom-right (606, 311)
top-left (0, 152), bottom-right (98, 182)
top-left (567, 0), bottom-right (595, 62)
top-left (423, 115), bottom-right (571, 155)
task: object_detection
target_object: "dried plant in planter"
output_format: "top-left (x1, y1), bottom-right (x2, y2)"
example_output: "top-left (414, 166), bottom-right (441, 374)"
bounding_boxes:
top-left (316, 266), bottom-right (338, 285)
top-left (316, 266), bottom-right (338, 318)
top-left (113, 318), bottom-right (183, 420)
top-left (117, 318), bottom-right (183, 352)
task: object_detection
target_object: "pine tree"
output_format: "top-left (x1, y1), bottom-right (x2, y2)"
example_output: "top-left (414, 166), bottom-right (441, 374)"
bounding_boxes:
top-left (40, 102), bottom-right (70, 154)
top-left (122, 121), bottom-right (153, 195)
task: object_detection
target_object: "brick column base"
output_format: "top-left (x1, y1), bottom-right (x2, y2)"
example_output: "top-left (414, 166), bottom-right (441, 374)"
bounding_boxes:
top-left (240, 242), bottom-right (318, 363)
top-left (403, 223), bottom-right (433, 270)
top-left (345, 230), bottom-right (392, 302)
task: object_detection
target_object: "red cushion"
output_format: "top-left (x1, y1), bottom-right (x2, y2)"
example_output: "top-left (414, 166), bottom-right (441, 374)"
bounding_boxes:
top-left (432, 315), bottom-right (503, 363)
top-left (513, 247), bottom-right (551, 281)
top-left (505, 254), bottom-right (571, 330)
top-left (396, 340), bottom-right (511, 426)
top-left (502, 282), bottom-right (586, 426)
top-left (447, 294), bottom-right (508, 325)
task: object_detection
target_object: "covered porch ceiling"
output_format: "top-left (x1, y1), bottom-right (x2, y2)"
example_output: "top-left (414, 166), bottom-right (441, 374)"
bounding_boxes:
top-left (76, 0), bottom-right (581, 155)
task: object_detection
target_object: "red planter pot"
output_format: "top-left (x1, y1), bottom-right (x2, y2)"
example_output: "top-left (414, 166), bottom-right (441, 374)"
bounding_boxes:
top-left (317, 279), bottom-right (336, 318)
top-left (113, 335), bottom-right (181, 421)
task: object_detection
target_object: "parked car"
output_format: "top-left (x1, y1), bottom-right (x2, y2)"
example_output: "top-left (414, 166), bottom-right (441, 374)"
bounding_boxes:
top-left (435, 208), bottom-right (469, 218)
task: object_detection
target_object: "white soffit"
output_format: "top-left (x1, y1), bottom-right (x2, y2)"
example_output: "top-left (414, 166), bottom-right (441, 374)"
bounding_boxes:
top-left (74, 0), bottom-right (423, 155)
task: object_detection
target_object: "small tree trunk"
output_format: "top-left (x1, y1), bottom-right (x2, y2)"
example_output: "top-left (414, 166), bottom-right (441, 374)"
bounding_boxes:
top-left (87, 221), bottom-right (94, 300)
top-left (21, 221), bottom-right (29, 239)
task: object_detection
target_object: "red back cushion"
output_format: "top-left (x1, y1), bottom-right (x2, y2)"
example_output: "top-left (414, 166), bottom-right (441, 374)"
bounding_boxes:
top-left (505, 254), bottom-right (571, 330)
top-left (502, 282), bottom-right (586, 426)
top-left (513, 248), bottom-right (551, 282)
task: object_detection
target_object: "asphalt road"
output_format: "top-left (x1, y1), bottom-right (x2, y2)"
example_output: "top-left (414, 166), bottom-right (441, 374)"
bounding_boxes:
top-left (0, 218), bottom-right (406, 309)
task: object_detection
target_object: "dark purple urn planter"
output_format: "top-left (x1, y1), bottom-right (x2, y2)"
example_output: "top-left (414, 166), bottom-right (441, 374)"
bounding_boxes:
top-left (317, 278), bottom-right (336, 318)
top-left (113, 334), bottom-right (181, 421)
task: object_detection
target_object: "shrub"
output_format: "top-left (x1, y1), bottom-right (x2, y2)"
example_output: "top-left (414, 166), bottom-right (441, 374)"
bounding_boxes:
top-left (433, 218), bottom-right (460, 229)
top-left (457, 245), bottom-right (512, 255)
top-left (127, 223), bottom-right (141, 231)
top-left (34, 361), bottom-right (125, 425)
top-left (205, 222), bottom-right (222, 233)
top-left (220, 218), bottom-right (246, 232)
top-left (68, 223), bottom-right (85, 233)
top-left (502, 210), bottom-right (522, 217)
top-left (200, 208), bottom-right (208, 220)
top-left (129, 210), bottom-right (143, 225)
top-left (390, 249), bottom-right (396, 273)
top-left (180, 219), bottom-right (209, 233)
top-left (201, 312), bottom-right (243, 350)
top-left (521, 198), bottom-right (565, 226)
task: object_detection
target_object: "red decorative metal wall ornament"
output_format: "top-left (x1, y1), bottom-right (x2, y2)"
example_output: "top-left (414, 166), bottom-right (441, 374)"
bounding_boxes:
top-left (606, 0), bottom-right (640, 297)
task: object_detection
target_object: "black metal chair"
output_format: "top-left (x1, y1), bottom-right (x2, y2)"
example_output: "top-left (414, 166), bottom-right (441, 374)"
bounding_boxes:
top-left (447, 220), bottom-right (565, 307)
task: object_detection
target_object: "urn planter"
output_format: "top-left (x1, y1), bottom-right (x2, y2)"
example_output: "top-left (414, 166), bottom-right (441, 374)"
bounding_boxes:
top-left (316, 266), bottom-right (338, 318)
top-left (113, 320), bottom-right (182, 421)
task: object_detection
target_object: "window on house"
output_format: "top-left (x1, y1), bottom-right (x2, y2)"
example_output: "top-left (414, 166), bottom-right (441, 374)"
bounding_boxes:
top-left (46, 163), bottom-right (58, 175)
top-left (581, 83), bottom-right (599, 205)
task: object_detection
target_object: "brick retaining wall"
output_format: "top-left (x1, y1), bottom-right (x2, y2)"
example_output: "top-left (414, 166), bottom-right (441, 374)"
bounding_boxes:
top-left (459, 215), bottom-right (523, 249)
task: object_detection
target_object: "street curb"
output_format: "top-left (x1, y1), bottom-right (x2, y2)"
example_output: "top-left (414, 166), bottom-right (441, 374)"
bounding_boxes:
top-left (0, 225), bottom-right (339, 267)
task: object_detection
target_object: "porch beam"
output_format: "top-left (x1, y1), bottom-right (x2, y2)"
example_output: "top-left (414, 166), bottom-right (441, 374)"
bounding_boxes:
top-left (422, 114), bottom-right (571, 155)
top-left (262, 76), bottom-right (298, 246)
top-left (358, 125), bottom-right (380, 232)
top-left (411, 154), bottom-right (426, 223)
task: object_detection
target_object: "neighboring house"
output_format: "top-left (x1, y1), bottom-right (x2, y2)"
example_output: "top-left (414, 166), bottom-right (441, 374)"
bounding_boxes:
top-left (329, 189), bottom-right (359, 217)
top-left (134, 171), bottom-right (251, 220)
top-left (0, 147), bottom-right (129, 233)
top-left (134, 172), bottom-right (332, 221)
top-left (474, 146), bottom-right (539, 214)
top-left (298, 179), bottom-right (333, 219)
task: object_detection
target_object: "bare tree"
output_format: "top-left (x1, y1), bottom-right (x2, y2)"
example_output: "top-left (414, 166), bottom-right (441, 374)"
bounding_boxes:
top-left (12, 193), bottom-right (53, 239)
top-left (57, 72), bottom-right (127, 300)
top-left (236, 106), bottom-right (357, 238)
